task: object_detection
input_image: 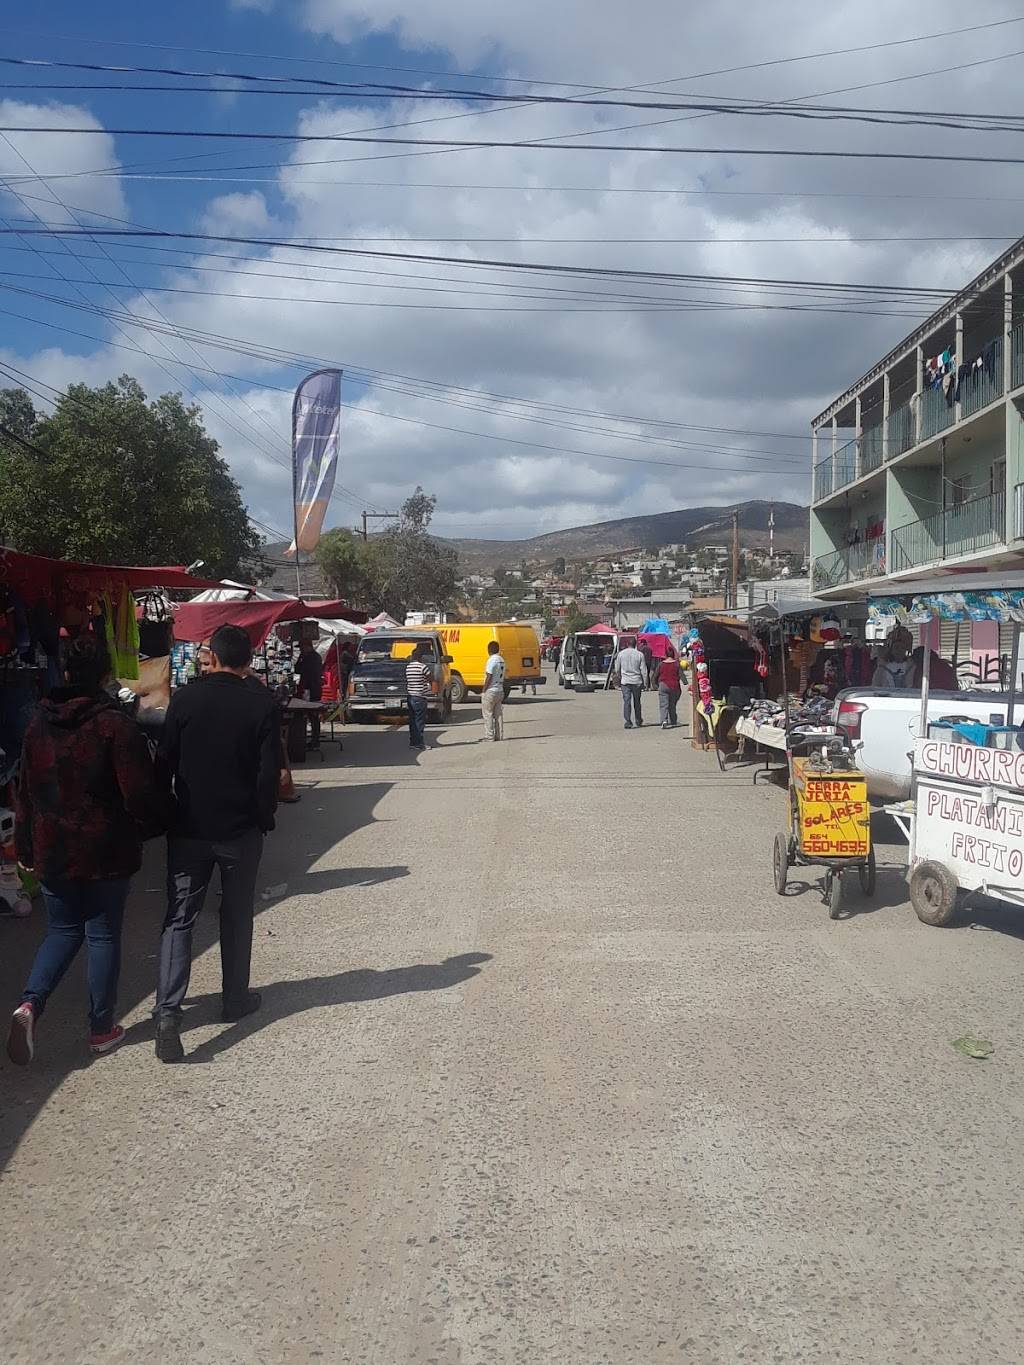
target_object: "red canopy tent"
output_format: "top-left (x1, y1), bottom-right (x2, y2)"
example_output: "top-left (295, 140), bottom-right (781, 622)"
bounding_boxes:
top-left (172, 597), bottom-right (366, 649)
top-left (0, 546), bottom-right (224, 603)
top-left (576, 622), bottom-right (618, 636)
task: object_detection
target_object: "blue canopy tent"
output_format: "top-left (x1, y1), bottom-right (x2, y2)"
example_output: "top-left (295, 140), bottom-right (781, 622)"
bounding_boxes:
top-left (639, 617), bottom-right (672, 636)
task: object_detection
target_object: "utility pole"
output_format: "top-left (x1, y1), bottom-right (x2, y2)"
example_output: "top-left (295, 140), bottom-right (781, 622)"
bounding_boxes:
top-left (730, 509), bottom-right (740, 611)
top-left (361, 509), bottom-right (400, 541)
top-left (768, 501), bottom-right (775, 561)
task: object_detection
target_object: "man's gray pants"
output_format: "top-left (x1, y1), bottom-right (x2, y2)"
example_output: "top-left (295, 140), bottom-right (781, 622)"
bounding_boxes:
top-left (155, 829), bottom-right (263, 1018)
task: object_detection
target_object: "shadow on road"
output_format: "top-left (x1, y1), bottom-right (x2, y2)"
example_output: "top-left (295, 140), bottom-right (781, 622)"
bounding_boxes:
top-left (0, 775), bottom-right (395, 1172)
top-left (159, 951), bottom-right (493, 1065)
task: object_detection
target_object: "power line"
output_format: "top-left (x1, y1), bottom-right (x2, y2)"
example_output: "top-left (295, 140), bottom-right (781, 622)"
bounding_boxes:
top-left (0, 227), bottom-right (992, 302)
top-left (0, 300), bottom-right (815, 479)
top-left (13, 124), bottom-right (1024, 166)
top-left (4, 15), bottom-right (1022, 90)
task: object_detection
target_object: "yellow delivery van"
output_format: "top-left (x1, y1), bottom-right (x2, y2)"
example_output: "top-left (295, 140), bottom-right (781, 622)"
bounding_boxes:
top-left (437, 623), bottom-right (545, 703)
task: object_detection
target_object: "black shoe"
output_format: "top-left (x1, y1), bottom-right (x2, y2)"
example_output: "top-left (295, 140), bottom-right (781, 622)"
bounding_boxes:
top-left (155, 1017), bottom-right (184, 1063)
top-left (222, 990), bottom-right (262, 1023)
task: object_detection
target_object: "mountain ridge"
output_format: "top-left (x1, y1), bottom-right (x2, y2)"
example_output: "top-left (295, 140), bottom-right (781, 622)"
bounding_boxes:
top-left (441, 500), bottom-right (807, 571)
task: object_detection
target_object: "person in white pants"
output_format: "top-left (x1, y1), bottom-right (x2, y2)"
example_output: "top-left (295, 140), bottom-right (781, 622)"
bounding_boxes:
top-left (481, 640), bottom-right (506, 741)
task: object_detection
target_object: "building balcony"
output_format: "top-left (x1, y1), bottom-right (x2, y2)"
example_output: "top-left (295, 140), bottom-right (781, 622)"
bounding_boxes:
top-left (885, 399), bottom-right (915, 460)
top-left (811, 538), bottom-right (887, 592)
top-left (959, 337), bottom-right (1003, 417)
top-left (890, 490), bottom-right (1006, 575)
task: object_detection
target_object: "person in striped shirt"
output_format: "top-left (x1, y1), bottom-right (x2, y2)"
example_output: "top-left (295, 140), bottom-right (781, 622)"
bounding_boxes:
top-left (405, 644), bottom-right (435, 750)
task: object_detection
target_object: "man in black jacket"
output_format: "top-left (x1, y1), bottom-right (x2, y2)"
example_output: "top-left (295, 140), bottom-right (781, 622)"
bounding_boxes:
top-left (154, 623), bottom-right (278, 1062)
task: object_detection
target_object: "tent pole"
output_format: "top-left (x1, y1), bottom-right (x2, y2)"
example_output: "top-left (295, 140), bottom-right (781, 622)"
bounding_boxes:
top-left (918, 627), bottom-right (932, 740)
top-left (1007, 622), bottom-right (1021, 727)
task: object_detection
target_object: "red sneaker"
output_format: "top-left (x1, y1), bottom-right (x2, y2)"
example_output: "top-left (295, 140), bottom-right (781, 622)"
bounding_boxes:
top-left (7, 1002), bottom-right (36, 1066)
top-left (88, 1024), bottom-right (125, 1056)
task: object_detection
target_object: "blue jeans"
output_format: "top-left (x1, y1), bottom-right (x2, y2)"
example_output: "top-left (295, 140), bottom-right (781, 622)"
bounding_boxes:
top-left (621, 684), bottom-right (643, 726)
top-left (21, 878), bottom-right (130, 1033)
top-left (407, 694), bottom-right (428, 746)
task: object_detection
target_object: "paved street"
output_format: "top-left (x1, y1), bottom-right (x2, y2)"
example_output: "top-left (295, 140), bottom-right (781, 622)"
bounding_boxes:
top-left (4, 677), bottom-right (1024, 1364)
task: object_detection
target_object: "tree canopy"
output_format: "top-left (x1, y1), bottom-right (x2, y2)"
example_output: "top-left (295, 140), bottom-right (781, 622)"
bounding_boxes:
top-left (0, 377), bottom-right (260, 575)
top-left (316, 486), bottom-right (459, 618)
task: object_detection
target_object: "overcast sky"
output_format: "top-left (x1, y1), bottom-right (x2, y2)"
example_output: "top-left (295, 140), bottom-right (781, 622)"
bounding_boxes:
top-left (1, 2), bottom-right (1023, 541)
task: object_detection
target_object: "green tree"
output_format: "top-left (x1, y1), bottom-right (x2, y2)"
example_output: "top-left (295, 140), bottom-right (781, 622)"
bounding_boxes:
top-left (0, 378), bottom-right (259, 575)
top-left (656, 565), bottom-right (671, 587)
top-left (317, 488), bottom-right (459, 617)
top-left (563, 600), bottom-right (594, 635)
top-left (640, 567), bottom-right (654, 589)
top-left (316, 527), bottom-right (372, 601)
top-left (542, 607), bottom-right (556, 634)
top-left (553, 556), bottom-right (566, 578)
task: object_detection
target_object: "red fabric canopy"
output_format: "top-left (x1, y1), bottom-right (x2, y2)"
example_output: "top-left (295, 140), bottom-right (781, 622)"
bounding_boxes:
top-left (172, 597), bottom-right (366, 648)
top-left (0, 545), bottom-right (225, 604)
top-left (577, 622), bottom-right (618, 636)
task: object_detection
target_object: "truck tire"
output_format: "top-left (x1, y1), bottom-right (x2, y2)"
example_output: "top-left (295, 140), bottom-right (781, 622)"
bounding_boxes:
top-left (910, 860), bottom-right (958, 927)
top-left (449, 673), bottom-right (467, 705)
top-left (503, 683), bottom-right (512, 700)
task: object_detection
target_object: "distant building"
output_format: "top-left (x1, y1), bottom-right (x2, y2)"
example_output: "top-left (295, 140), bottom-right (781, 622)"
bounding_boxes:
top-left (611, 590), bottom-right (694, 629)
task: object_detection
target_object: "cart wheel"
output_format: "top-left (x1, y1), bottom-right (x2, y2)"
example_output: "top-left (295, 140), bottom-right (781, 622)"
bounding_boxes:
top-left (909, 860), bottom-right (958, 927)
top-left (858, 847), bottom-right (877, 898)
top-left (773, 833), bottom-right (789, 895)
top-left (828, 871), bottom-right (843, 920)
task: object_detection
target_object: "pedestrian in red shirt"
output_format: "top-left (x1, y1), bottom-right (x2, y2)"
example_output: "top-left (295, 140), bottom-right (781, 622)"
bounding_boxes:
top-left (657, 656), bottom-right (682, 729)
top-left (8, 634), bottom-right (170, 1065)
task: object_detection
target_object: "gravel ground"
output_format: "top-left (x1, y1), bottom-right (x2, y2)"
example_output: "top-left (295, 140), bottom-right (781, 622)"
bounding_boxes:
top-left (3, 676), bottom-right (1024, 1364)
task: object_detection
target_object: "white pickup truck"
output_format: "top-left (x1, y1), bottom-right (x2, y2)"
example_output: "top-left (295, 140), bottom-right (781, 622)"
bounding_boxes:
top-left (832, 687), bottom-right (1024, 801)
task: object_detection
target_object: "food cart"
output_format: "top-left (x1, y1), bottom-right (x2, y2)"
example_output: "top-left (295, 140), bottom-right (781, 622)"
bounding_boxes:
top-left (872, 582), bottom-right (1024, 926)
top-left (720, 598), bottom-right (874, 917)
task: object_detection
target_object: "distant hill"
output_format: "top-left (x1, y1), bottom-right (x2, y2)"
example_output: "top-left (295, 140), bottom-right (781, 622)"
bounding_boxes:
top-left (443, 500), bottom-right (807, 571)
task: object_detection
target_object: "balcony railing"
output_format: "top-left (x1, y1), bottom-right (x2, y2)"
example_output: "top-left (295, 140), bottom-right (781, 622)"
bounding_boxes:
top-left (1016, 482), bottom-right (1024, 540)
top-left (860, 422), bottom-right (884, 475)
top-left (885, 399), bottom-right (915, 460)
top-left (890, 490), bottom-right (1006, 573)
top-left (1012, 322), bottom-right (1024, 390)
top-left (959, 338), bottom-right (1003, 418)
top-left (812, 438), bottom-right (857, 501)
top-left (811, 538), bottom-right (887, 592)
top-left (919, 384), bottom-right (954, 441)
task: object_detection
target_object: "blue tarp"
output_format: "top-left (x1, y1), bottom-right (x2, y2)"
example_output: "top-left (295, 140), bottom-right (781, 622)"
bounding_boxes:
top-left (639, 618), bottom-right (672, 636)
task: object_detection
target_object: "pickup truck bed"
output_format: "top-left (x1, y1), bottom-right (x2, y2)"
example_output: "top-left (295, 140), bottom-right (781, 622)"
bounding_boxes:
top-left (833, 686), bottom-right (1024, 801)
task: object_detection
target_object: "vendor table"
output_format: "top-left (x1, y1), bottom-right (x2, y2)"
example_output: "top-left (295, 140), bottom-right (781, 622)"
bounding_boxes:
top-left (283, 697), bottom-right (326, 764)
top-left (735, 713), bottom-right (836, 782)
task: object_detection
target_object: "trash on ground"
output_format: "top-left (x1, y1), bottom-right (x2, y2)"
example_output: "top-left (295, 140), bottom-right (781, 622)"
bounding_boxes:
top-left (261, 883), bottom-right (288, 901)
top-left (951, 1036), bottom-right (994, 1060)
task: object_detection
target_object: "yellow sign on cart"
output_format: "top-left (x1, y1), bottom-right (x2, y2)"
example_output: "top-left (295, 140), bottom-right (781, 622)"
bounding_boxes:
top-left (791, 758), bottom-right (870, 858)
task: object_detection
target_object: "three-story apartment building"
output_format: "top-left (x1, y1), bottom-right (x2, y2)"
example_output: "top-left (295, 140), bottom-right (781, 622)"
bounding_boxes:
top-left (810, 238), bottom-right (1024, 603)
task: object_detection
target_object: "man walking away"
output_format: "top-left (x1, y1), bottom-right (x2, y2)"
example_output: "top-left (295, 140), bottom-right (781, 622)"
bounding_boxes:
top-left (8, 635), bottom-right (169, 1064)
top-left (614, 641), bottom-right (648, 729)
top-left (405, 642), bottom-right (434, 750)
top-left (639, 639), bottom-right (655, 690)
top-left (154, 624), bottom-right (278, 1062)
top-left (295, 636), bottom-right (324, 750)
top-left (657, 655), bottom-right (682, 729)
top-left (481, 639), bottom-right (506, 741)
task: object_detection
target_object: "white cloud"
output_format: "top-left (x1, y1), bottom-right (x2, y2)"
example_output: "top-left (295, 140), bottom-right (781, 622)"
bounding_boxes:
top-left (0, 101), bottom-right (127, 223)
top-left (5, 7), bottom-right (1024, 543)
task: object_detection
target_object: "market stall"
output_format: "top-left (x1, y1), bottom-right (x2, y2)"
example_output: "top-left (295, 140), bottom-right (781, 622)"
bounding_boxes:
top-left (0, 547), bottom-right (222, 916)
top-left (868, 583), bottom-right (1024, 925)
top-left (173, 594), bottom-right (367, 761)
top-left (732, 598), bottom-right (869, 779)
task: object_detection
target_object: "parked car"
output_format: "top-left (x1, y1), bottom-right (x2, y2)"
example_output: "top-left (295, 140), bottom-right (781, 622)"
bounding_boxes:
top-left (833, 686), bottom-right (1024, 801)
top-left (436, 623), bottom-right (544, 703)
top-left (346, 630), bottom-right (453, 722)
